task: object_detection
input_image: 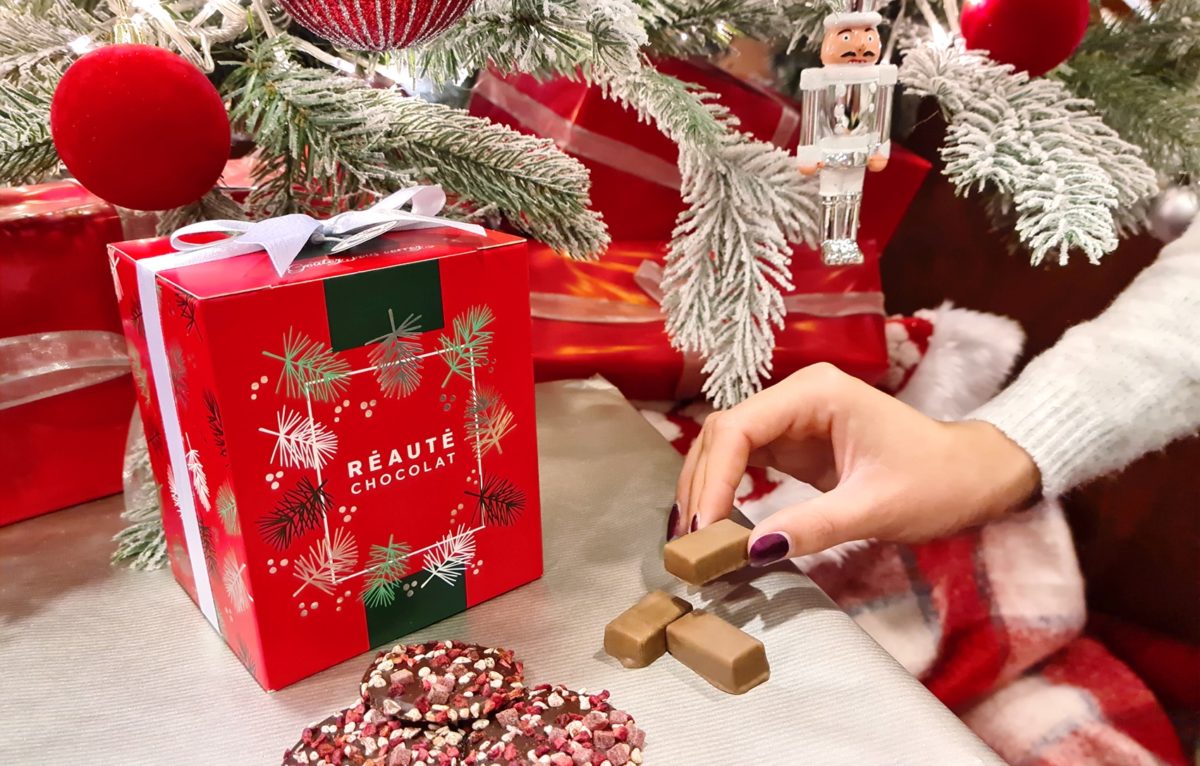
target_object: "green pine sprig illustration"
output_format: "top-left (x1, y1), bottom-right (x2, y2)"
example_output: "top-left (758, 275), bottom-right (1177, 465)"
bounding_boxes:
top-left (439, 305), bottom-right (495, 386)
top-left (257, 476), bottom-right (332, 550)
top-left (361, 535), bottom-right (412, 608)
top-left (216, 481), bottom-right (239, 536)
top-left (263, 328), bottom-right (351, 403)
top-left (369, 310), bottom-right (424, 398)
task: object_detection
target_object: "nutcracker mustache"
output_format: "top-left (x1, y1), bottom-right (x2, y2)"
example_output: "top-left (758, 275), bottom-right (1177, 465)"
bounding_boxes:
top-left (842, 50), bottom-right (876, 59)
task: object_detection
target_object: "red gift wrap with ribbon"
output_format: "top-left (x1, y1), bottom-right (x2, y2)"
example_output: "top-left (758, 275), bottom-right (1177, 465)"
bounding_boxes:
top-left (472, 59), bottom-right (931, 400)
top-left (529, 240), bottom-right (891, 400)
top-left (0, 182), bottom-right (134, 524)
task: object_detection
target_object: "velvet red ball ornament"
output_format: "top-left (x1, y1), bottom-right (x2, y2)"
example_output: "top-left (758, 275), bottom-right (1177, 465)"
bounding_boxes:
top-left (50, 44), bottom-right (230, 211)
top-left (278, 0), bottom-right (474, 51)
top-left (960, 0), bottom-right (1090, 76)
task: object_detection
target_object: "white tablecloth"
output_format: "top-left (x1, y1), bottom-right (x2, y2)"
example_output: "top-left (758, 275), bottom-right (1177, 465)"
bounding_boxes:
top-left (0, 378), bottom-right (1000, 764)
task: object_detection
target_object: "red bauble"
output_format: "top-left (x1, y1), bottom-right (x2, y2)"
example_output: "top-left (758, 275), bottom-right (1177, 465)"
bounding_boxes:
top-left (960, 0), bottom-right (1090, 76)
top-left (50, 45), bottom-right (230, 211)
top-left (279, 0), bottom-right (474, 51)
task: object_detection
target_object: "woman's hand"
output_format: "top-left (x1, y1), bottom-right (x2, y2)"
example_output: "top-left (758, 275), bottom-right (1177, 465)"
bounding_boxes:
top-left (670, 364), bottom-right (1041, 566)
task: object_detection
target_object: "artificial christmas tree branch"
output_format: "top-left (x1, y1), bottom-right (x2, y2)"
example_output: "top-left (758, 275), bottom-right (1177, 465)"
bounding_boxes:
top-left (0, 81), bottom-right (58, 184)
top-left (1056, 0), bottom-right (1200, 184)
top-left (227, 36), bottom-right (609, 258)
top-left (899, 43), bottom-right (1157, 264)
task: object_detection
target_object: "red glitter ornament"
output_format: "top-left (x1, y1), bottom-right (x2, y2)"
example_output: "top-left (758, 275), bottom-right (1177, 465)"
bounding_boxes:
top-left (50, 44), bottom-right (230, 211)
top-left (278, 0), bottom-right (475, 51)
top-left (960, 0), bottom-right (1090, 77)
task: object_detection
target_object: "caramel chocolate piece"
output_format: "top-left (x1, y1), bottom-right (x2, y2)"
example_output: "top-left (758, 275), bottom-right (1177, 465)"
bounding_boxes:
top-left (663, 518), bottom-right (751, 585)
top-left (604, 590), bottom-right (693, 668)
top-left (666, 611), bottom-right (769, 695)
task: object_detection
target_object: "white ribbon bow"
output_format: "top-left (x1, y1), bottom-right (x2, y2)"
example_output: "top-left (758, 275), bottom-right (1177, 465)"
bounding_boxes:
top-left (169, 185), bottom-right (485, 276)
top-left (135, 185), bottom-right (481, 628)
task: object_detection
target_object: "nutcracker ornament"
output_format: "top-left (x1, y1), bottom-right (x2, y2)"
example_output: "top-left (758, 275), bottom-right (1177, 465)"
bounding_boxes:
top-left (797, 0), bottom-right (896, 265)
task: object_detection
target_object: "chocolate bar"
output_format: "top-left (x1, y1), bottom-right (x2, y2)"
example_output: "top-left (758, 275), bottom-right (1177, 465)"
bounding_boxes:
top-left (663, 518), bottom-right (751, 586)
top-left (665, 611), bottom-right (770, 695)
top-left (604, 590), bottom-right (694, 668)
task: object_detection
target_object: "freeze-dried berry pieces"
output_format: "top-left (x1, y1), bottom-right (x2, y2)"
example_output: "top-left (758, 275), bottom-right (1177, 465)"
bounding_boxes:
top-left (361, 640), bottom-right (525, 726)
top-left (282, 701), bottom-right (413, 765)
top-left (464, 686), bottom-right (644, 766)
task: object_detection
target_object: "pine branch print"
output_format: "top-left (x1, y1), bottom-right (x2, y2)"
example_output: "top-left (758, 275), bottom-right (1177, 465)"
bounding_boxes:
top-left (293, 527), bottom-right (358, 597)
top-left (257, 476), bottom-right (332, 550)
top-left (203, 390), bottom-right (226, 457)
top-left (421, 526), bottom-right (476, 588)
top-left (174, 293), bottom-right (199, 335)
top-left (107, 251), bottom-right (123, 301)
top-left (263, 329), bottom-right (351, 403)
top-left (185, 438), bottom-right (210, 512)
top-left (222, 552), bottom-right (252, 613)
top-left (466, 475), bottom-right (526, 527)
top-left (369, 310), bottom-right (425, 398)
top-left (216, 481), bottom-right (239, 536)
top-left (466, 384), bottom-right (516, 457)
top-left (146, 422), bottom-right (164, 456)
top-left (199, 522), bottom-right (218, 577)
top-left (168, 342), bottom-right (189, 403)
top-left (362, 535), bottom-right (412, 608)
top-left (128, 346), bottom-right (150, 403)
top-left (167, 470), bottom-right (183, 517)
top-left (261, 407), bottom-right (339, 470)
top-left (439, 306), bottom-right (495, 386)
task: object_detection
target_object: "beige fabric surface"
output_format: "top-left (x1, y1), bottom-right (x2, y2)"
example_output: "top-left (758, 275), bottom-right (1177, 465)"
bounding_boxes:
top-left (0, 377), bottom-right (1000, 764)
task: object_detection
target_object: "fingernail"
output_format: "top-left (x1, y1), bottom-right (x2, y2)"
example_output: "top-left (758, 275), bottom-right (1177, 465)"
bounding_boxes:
top-left (748, 532), bottom-right (793, 567)
top-left (690, 516), bottom-right (699, 533)
top-left (666, 503), bottom-right (680, 541)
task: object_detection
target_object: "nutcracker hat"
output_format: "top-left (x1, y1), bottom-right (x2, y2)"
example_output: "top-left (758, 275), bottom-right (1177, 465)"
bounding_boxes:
top-left (824, 0), bottom-right (884, 28)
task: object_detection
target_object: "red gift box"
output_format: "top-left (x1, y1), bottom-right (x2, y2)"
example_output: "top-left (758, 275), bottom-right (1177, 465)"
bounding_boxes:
top-left (0, 181), bottom-right (135, 525)
top-left (469, 59), bottom-right (928, 250)
top-left (528, 240), bottom-right (891, 400)
top-left (111, 218), bottom-right (542, 690)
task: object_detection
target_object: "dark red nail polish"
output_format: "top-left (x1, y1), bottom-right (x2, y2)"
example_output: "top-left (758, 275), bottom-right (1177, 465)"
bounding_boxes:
top-left (689, 516), bottom-right (699, 533)
top-left (667, 503), bottom-right (680, 541)
top-left (748, 532), bottom-right (792, 567)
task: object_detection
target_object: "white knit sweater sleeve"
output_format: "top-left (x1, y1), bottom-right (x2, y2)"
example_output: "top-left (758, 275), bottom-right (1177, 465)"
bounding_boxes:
top-left (969, 217), bottom-right (1200, 497)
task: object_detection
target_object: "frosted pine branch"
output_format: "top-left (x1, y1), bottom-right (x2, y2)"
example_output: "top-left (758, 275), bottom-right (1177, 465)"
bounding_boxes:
top-left (605, 69), bottom-right (819, 406)
top-left (0, 80), bottom-right (58, 185)
top-left (157, 188), bottom-right (246, 237)
top-left (414, 0), bottom-right (646, 81)
top-left (111, 429), bottom-right (169, 571)
top-left (0, 0), bottom-right (108, 85)
top-left (900, 43), bottom-right (1156, 265)
top-left (227, 37), bottom-right (608, 259)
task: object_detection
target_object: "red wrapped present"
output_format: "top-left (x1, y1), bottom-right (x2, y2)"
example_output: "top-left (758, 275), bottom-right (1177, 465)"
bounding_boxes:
top-left (529, 240), bottom-right (890, 400)
top-left (110, 189), bottom-right (542, 690)
top-left (469, 59), bottom-right (929, 249)
top-left (0, 181), bottom-right (135, 525)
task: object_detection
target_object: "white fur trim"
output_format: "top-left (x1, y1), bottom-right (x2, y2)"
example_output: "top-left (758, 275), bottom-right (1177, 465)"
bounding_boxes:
top-left (825, 11), bottom-right (883, 28)
top-left (896, 302), bottom-right (1026, 421)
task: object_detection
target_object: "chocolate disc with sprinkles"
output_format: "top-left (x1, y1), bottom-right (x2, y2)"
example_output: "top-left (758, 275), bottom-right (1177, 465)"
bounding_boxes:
top-left (282, 701), bottom-right (415, 765)
top-left (360, 640), bottom-right (525, 726)
top-left (464, 686), bottom-right (647, 766)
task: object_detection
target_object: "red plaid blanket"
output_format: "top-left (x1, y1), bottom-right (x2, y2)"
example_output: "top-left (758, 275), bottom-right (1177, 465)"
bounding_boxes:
top-left (637, 305), bottom-right (1186, 766)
